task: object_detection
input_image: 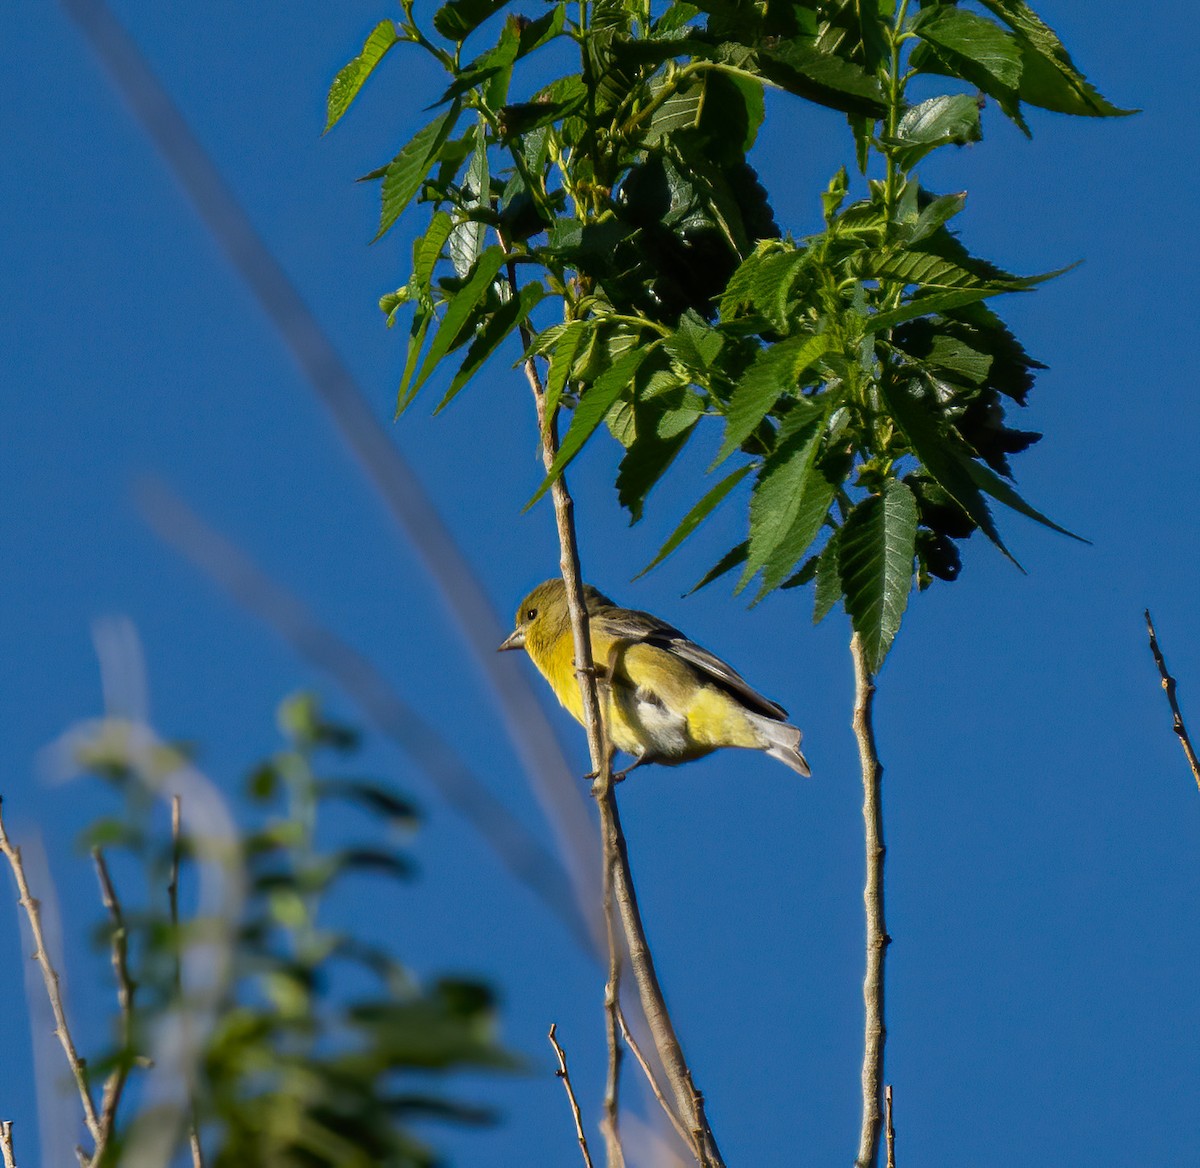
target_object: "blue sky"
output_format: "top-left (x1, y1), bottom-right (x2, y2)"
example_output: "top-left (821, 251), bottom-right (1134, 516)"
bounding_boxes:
top-left (3, 2), bottom-right (1200, 1165)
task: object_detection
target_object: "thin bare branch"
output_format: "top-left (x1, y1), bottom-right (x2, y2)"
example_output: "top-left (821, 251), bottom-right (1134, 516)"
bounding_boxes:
top-left (1, 1121), bottom-right (16, 1168)
top-left (58, 0), bottom-right (600, 950)
top-left (92, 848), bottom-right (136, 1161)
top-left (1144, 610), bottom-right (1200, 794)
top-left (616, 1004), bottom-right (700, 1161)
top-left (136, 479), bottom-right (599, 957)
top-left (515, 297), bottom-right (723, 1168)
top-left (548, 1025), bottom-right (595, 1168)
top-left (0, 797), bottom-right (101, 1148)
top-left (852, 635), bottom-right (889, 1168)
top-left (885, 1085), bottom-right (895, 1168)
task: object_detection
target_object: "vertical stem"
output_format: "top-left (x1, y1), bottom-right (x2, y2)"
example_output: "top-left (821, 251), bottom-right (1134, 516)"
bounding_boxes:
top-left (852, 635), bottom-right (889, 1168)
top-left (600, 855), bottom-right (624, 1168)
top-left (517, 322), bottom-right (723, 1167)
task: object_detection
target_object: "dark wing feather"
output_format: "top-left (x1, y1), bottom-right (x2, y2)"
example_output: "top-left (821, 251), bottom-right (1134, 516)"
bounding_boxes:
top-left (589, 604), bottom-right (789, 721)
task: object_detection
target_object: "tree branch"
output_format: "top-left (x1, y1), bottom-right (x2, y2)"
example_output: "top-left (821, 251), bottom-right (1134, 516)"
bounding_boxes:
top-left (548, 1024), bottom-right (595, 1168)
top-left (616, 1002), bottom-right (700, 1160)
top-left (601, 877), bottom-right (624, 1168)
top-left (1, 1120), bottom-right (16, 1168)
top-left (0, 797), bottom-right (102, 1150)
top-left (885, 1084), bottom-right (895, 1168)
top-left (1144, 610), bottom-right (1200, 794)
top-left (852, 635), bottom-right (889, 1168)
top-left (92, 848), bottom-right (136, 1163)
top-left (516, 315), bottom-right (723, 1168)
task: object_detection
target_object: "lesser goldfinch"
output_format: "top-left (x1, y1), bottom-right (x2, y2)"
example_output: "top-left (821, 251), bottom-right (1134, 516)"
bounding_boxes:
top-left (499, 578), bottom-right (810, 778)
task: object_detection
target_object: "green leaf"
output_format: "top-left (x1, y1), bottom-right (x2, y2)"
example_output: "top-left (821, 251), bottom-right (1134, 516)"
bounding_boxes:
top-left (637, 463), bottom-right (754, 578)
top-left (449, 126), bottom-right (490, 278)
top-left (377, 104), bottom-right (462, 241)
top-left (738, 416), bottom-right (823, 593)
top-left (877, 375), bottom-right (1011, 558)
top-left (412, 211), bottom-right (456, 299)
top-left (616, 420), bottom-right (697, 521)
top-left (838, 480), bottom-right (918, 671)
top-left (758, 40), bottom-right (887, 117)
top-left (864, 287), bottom-right (1009, 334)
top-left (913, 7), bottom-right (1023, 90)
top-left (395, 310), bottom-right (433, 416)
top-left (664, 311), bottom-right (725, 374)
top-left (812, 528), bottom-right (843, 624)
top-left (326, 21), bottom-right (400, 133)
top-left (889, 94), bottom-right (982, 169)
top-left (962, 457), bottom-right (1086, 542)
top-left (977, 0), bottom-right (1135, 117)
top-left (906, 191), bottom-right (968, 244)
top-left (433, 0), bottom-right (508, 42)
top-left (755, 457), bottom-right (839, 598)
top-left (689, 541), bottom-right (749, 594)
top-left (401, 246), bottom-right (508, 409)
top-left (435, 283), bottom-right (545, 412)
top-left (527, 346), bottom-right (652, 507)
top-left (715, 333), bottom-right (832, 464)
top-left (543, 320), bottom-right (591, 429)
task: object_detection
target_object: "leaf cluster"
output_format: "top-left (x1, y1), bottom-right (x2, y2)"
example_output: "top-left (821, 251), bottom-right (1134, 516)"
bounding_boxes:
top-left (330, 0), bottom-right (1126, 669)
top-left (77, 695), bottom-right (511, 1168)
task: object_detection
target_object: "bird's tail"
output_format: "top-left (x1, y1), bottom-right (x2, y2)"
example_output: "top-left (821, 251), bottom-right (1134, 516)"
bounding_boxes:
top-left (748, 712), bottom-right (812, 777)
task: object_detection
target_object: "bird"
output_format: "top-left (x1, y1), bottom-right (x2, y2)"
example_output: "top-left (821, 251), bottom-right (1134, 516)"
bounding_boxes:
top-left (498, 578), bottom-right (810, 779)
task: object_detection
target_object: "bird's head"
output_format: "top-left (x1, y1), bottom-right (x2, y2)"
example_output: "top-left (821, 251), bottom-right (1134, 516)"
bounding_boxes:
top-left (498, 578), bottom-right (612, 658)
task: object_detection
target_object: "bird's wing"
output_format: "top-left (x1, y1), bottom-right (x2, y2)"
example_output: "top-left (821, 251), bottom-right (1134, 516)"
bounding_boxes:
top-left (589, 605), bottom-right (789, 721)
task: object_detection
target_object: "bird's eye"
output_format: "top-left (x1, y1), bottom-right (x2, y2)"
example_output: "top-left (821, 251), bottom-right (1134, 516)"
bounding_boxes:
top-left (525, 607), bottom-right (538, 621)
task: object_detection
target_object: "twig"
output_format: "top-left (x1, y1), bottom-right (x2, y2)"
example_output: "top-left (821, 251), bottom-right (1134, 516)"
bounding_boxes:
top-left (92, 849), bottom-right (137, 1162)
top-left (0, 797), bottom-right (102, 1149)
top-left (169, 798), bottom-right (205, 1168)
top-left (137, 478), bottom-right (600, 958)
top-left (616, 1004), bottom-right (700, 1160)
top-left (59, 0), bottom-right (600, 960)
top-left (1144, 610), bottom-right (1200, 794)
top-left (1, 1121), bottom-right (16, 1168)
top-left (884, 1084), bottom-right (895, 1168)
top-left (514, 295), bottom-right (723, 1168)
top-left (852, 635), bottom-right (889, 1168)
top-left (548, 1024), bottom-right (595, 1168)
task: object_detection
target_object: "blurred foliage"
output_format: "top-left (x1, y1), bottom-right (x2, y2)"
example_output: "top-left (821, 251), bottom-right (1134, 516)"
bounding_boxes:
top-left (77, 694), bottom-right (512, 1168)
top-left (332, 0), bottom-right (1127, 670)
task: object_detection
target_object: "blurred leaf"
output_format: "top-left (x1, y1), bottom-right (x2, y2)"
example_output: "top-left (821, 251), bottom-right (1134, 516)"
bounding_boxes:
top-left (838, 480), bottom-right (918, 671)
top-left (326, 21), bottom-right (400, 133)
top-left (316, 780), bottom-right (420, 826)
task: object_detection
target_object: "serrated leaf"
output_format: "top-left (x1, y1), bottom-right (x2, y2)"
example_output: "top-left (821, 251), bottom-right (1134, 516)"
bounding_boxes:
top-left (377, 104), bottom-right (462, 241)
top-left (449, 126), bottom-right (490, 278)
top-left (435, 282), bottom-right (544, 412)
top-left (756, 458), bottom-right (839, 598)
top-left (433, 0), bottom-right (508, 42)
top-left (914, 8), bottom-right (1023, 88)
top-left (907, 191), bottom-right (968, 244)
top-left (962, 457), bottom-right (1085, 542)
top-left (326, 21), bottom-right (400, 133)
top-left (812, 528), bottom-right (843, 624)
top-left (838, 481), bottom-right (918, 671)
top-left (616, 420), bottom-right (696, 520)
top-left (977, 0), bottom-right (1134, 118)
top-left (543, 320), bottom-right (591, 431)
top-left (413, 211), bottom-right (456, 297)
top-left (527, 346), bottom-right (652, 507)
top-left (738, 416), bottom-right (823, 593)
top-left (395, 310), bottom-right (433, 416)
top-left (716, 333), bottom-right (832, 464)
top-left (401, 246), bottom-right (507, 409)
top-left (637, 462), bottom-right (754, 578)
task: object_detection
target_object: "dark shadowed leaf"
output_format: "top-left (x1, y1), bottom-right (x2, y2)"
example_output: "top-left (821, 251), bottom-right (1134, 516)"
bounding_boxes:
top-left (433, 0), bottom-right (509, 42)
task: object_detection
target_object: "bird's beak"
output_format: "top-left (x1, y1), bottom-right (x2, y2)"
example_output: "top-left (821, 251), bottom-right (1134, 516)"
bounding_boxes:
top-left (497, 629), bottom-right (525, 652)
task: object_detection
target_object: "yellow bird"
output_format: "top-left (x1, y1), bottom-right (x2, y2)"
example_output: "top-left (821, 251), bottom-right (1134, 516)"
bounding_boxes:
top-left (499, 578), bottom-right (810, 778)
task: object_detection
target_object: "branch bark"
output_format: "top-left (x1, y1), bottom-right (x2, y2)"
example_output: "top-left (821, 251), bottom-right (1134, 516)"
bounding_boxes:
top-left (1, 1121), bottom-right (16, 1168)
top-left (549, 1024), bottom-right (596, 1168)
top-left (0, 797), bottom-right (102, 1151)
top-left (852, 635), bottom-right (889, 1168)
top-left (517, 315), bottom-right (723, 1168)
top-left (1144, 610), bottom-right (1200, 794)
